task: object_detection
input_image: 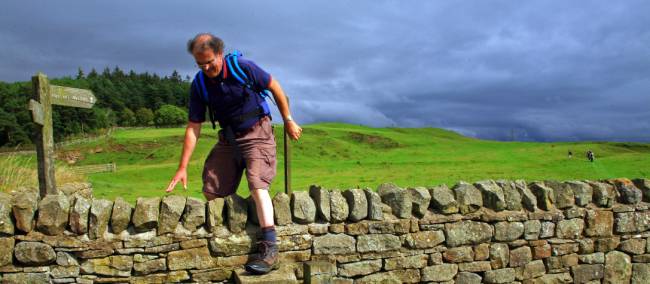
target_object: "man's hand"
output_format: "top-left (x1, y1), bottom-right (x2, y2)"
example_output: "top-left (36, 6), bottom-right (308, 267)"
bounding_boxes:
top-left (285, 120), bottom-right (302, 140)
top-left (165, 168), bottom-right (188, 193)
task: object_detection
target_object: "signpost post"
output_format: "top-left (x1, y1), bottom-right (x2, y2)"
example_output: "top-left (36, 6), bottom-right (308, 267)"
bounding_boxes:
top-left (284, 97), bottom-right (292, 196)
top-left (28, 72), bottom-right (96, 198)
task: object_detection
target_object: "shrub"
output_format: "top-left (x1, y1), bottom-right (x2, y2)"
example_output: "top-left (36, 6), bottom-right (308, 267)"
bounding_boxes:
top-left (154, 104), bottom-right (187, 127)
top-left (135, 107), bottom-right (154, 126)
top-left (119, 108), bottom-right (137, 126)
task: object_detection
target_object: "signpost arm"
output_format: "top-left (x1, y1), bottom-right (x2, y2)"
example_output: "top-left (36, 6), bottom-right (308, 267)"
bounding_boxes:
top-left (32, 73), bottom-right (57, 197)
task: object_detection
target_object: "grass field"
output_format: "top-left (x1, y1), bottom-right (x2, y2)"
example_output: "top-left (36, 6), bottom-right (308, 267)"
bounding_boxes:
top-left (3, 123), bottom-right (649, 203)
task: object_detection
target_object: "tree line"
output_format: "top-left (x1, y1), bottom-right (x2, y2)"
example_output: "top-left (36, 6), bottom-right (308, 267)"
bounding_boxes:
top-left (0, 67), bottom-right (194, 148)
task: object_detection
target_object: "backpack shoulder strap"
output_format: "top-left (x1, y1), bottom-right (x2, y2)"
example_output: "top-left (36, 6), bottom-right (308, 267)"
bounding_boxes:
top-left (194, 71), bottom-right (209, 102)
top-left (224, 51), bottom-right (274, 118)
top-left (225, 51), bottom-right (255, 89)
top-left (193, 71), bottom-right (216, 129)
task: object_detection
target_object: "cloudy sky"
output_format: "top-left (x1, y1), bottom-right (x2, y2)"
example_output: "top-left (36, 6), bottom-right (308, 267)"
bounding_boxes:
top-left (1, 1), bottom-right (649, 142)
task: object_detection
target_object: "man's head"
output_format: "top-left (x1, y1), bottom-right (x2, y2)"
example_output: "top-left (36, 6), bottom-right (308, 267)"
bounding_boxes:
top-left (187, 33), bottom-right (224, 78)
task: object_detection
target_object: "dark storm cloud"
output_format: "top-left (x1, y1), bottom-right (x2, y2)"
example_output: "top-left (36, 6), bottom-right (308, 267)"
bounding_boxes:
top-left (1, 0), bottom-right (648, 141)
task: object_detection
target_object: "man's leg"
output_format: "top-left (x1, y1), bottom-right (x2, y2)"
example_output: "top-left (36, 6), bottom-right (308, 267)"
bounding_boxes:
top-left (202, 141), bottom-right (243, 200)
top-left (245, 187), bottom-right (278, 274)
top-left (250, 188), bottom-right (274, 228)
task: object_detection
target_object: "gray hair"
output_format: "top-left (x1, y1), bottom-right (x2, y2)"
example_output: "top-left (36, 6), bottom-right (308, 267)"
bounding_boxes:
top-left (187, 33), bottom-right (224, 54)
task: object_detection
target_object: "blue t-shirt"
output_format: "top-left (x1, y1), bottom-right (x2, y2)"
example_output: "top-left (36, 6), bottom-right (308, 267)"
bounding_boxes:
top-left (188, 57), bottom-right (272, 125)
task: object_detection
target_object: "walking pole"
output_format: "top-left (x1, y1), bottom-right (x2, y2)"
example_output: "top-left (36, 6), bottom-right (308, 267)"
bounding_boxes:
top-left (284, 96), bottom-right (292, 196)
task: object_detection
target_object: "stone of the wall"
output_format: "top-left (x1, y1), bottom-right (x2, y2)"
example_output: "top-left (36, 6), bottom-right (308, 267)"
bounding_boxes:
top-left (496, 180), bottom-right (523, 211)
top-left (89, 199), bottom-right (112, 239)
top-left (605, 250), bottom-right (632, 283)
top-left (407, 230), bottom-right (445, 249)
top-left (0, 192), bottom-right (15, 235)
top-left (35, 194), bottom-right (69, 235)
top-left (529, 182), bottom-right (555, 210)
top-left (329, 190), bottom-right (349, 223)
top-left (429, 184), bottom-right (459, 214)
top-left (80, 255), bottom-right (133, 277)
top-left (158, 195), bottom-right (185, 234)
top-left (515, 179), bottom-right (538, 211)
top-left (206, 197), bottom-right (225, 231)
top-left (110, 197), bottom-right (132, 234)
top-left (445, 221), bottom-right (493, 247)
top-left (494, 221), bottom-right (524, 241)
top-left (313, 233), bottom-right (356, 255)
top-left (590, 181), bottom-right (616, 207)
top-left (11, 190), bottom-right (38, 233)
top-left (292, 191), bottom-right (316, 224)
top-left (167, 247), bottom-right (214, 270)
top-left (272, 192), bottom-right (291, 226)
top-left (556, 218), bottom-right (584, 239)
top-left (378, 183), bottom-right (412, 218)
top-left (609, 178), bottom-right (642, 204)
top-left (338, 259), bottom-right (381, 277)
top-left (633, 263), bottom-right (650, 284)
top-left (545, 180), bottom-right (575, 209)
top-left (585, 210), bottom-right (613, 237)
top-left (182, 197), bottom-right (205, 231)
top-left (407, 187), bottom-right (431, 217)
top-left (69, 196), bottom-right (90, 234)
top-left (457, 271), bottom-right (482, 284)
top-left (357, 234), bottom-right (401, 253)
top-left (364, 188), bottom-right (383, 221)
top-left (0, 237), bottom-right (15, 266)
top-left (453, 181), bottom-right (483, 214)
top-left (475, 180), bottom-right (506, 211)
top-left (342, 188), bottom-right (368, 222)
top-left (484, 268), bottom-right (516, 283)
top-left (633, 178), bottom-right (650, 202)
top-left (421, 264), bottom-right (458, 282)
top-left (566, 181), bottom-right (592, 207)
top-left (226, 194), bottom-right (247, 233)
top-left (132, 197), bottom-right (160, 233)
top-left (309, 185), bottom-right (330, 222)
top-left (14, 241), bottom-right (56, 265)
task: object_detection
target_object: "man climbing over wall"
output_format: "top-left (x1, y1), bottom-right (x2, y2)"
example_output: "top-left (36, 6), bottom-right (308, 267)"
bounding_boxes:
top-left (165, 33), bottom-right (302, 274)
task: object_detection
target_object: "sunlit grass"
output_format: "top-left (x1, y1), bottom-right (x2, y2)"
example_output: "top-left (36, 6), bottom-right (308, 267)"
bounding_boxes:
top-left (2, 123), bottom-right (648, 204)
top-left (0, 151), bottom-right (87, 193)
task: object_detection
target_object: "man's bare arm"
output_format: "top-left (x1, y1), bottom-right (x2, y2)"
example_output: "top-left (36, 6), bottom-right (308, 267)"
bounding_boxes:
top-left (268, 78), bottom-right (302, 140)
top-left (165, 121), bottom-right (202, 192)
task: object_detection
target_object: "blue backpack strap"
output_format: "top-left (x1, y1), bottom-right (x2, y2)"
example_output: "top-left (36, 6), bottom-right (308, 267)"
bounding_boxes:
top-left (225, 51), bottom-right (275, 112)
top-left (194, 71), bottom-right (216, 129)
top-left (195, 71), bottom-right (209, 102)
top-left (225, 52), bottom-right (249, 86)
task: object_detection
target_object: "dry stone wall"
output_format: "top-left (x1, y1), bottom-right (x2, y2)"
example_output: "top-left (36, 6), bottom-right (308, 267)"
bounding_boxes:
top-left (1, 178), bottom-right (650, 283)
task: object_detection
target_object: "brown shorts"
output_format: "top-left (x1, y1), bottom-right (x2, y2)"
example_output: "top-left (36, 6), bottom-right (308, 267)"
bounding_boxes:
top-left (202, 116), bottom-right (277, 197)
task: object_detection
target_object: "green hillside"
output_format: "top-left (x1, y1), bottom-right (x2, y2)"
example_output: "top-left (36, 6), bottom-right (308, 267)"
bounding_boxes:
top-left (6, 123), bottom-right (650, 203)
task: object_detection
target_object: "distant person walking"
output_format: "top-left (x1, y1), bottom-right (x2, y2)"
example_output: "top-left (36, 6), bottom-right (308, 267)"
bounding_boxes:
top-left (568, 150), bottom-right (573, 158)
top-left (164, 33), bottom-right (302, 275)
top-left (586, 150), bottom-right (595, 162)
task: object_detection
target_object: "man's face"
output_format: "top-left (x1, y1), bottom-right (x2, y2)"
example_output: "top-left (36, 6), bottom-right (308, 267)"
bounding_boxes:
top-left (193, 48), bottom-right (222, 78)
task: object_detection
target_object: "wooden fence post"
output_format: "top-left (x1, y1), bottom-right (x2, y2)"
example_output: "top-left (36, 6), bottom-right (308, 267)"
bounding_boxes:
top-left (284, 96), bottom-right (292, 196)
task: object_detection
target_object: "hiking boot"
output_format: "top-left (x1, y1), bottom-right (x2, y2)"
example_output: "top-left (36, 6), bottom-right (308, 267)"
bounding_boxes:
top-left (244, 240), bottom-right (279, 275)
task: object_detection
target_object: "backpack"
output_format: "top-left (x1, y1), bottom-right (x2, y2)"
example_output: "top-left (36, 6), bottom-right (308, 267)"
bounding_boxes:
top-left (193, 50), bottom-right (274, 130)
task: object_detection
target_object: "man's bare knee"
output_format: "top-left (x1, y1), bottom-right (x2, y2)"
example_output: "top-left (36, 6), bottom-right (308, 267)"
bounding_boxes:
top-left (251, 188), bottom-right (270, 201)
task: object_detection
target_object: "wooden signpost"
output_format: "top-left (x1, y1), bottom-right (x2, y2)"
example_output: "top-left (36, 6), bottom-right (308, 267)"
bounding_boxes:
top-left (28, 73), bottom-right (96, 198)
